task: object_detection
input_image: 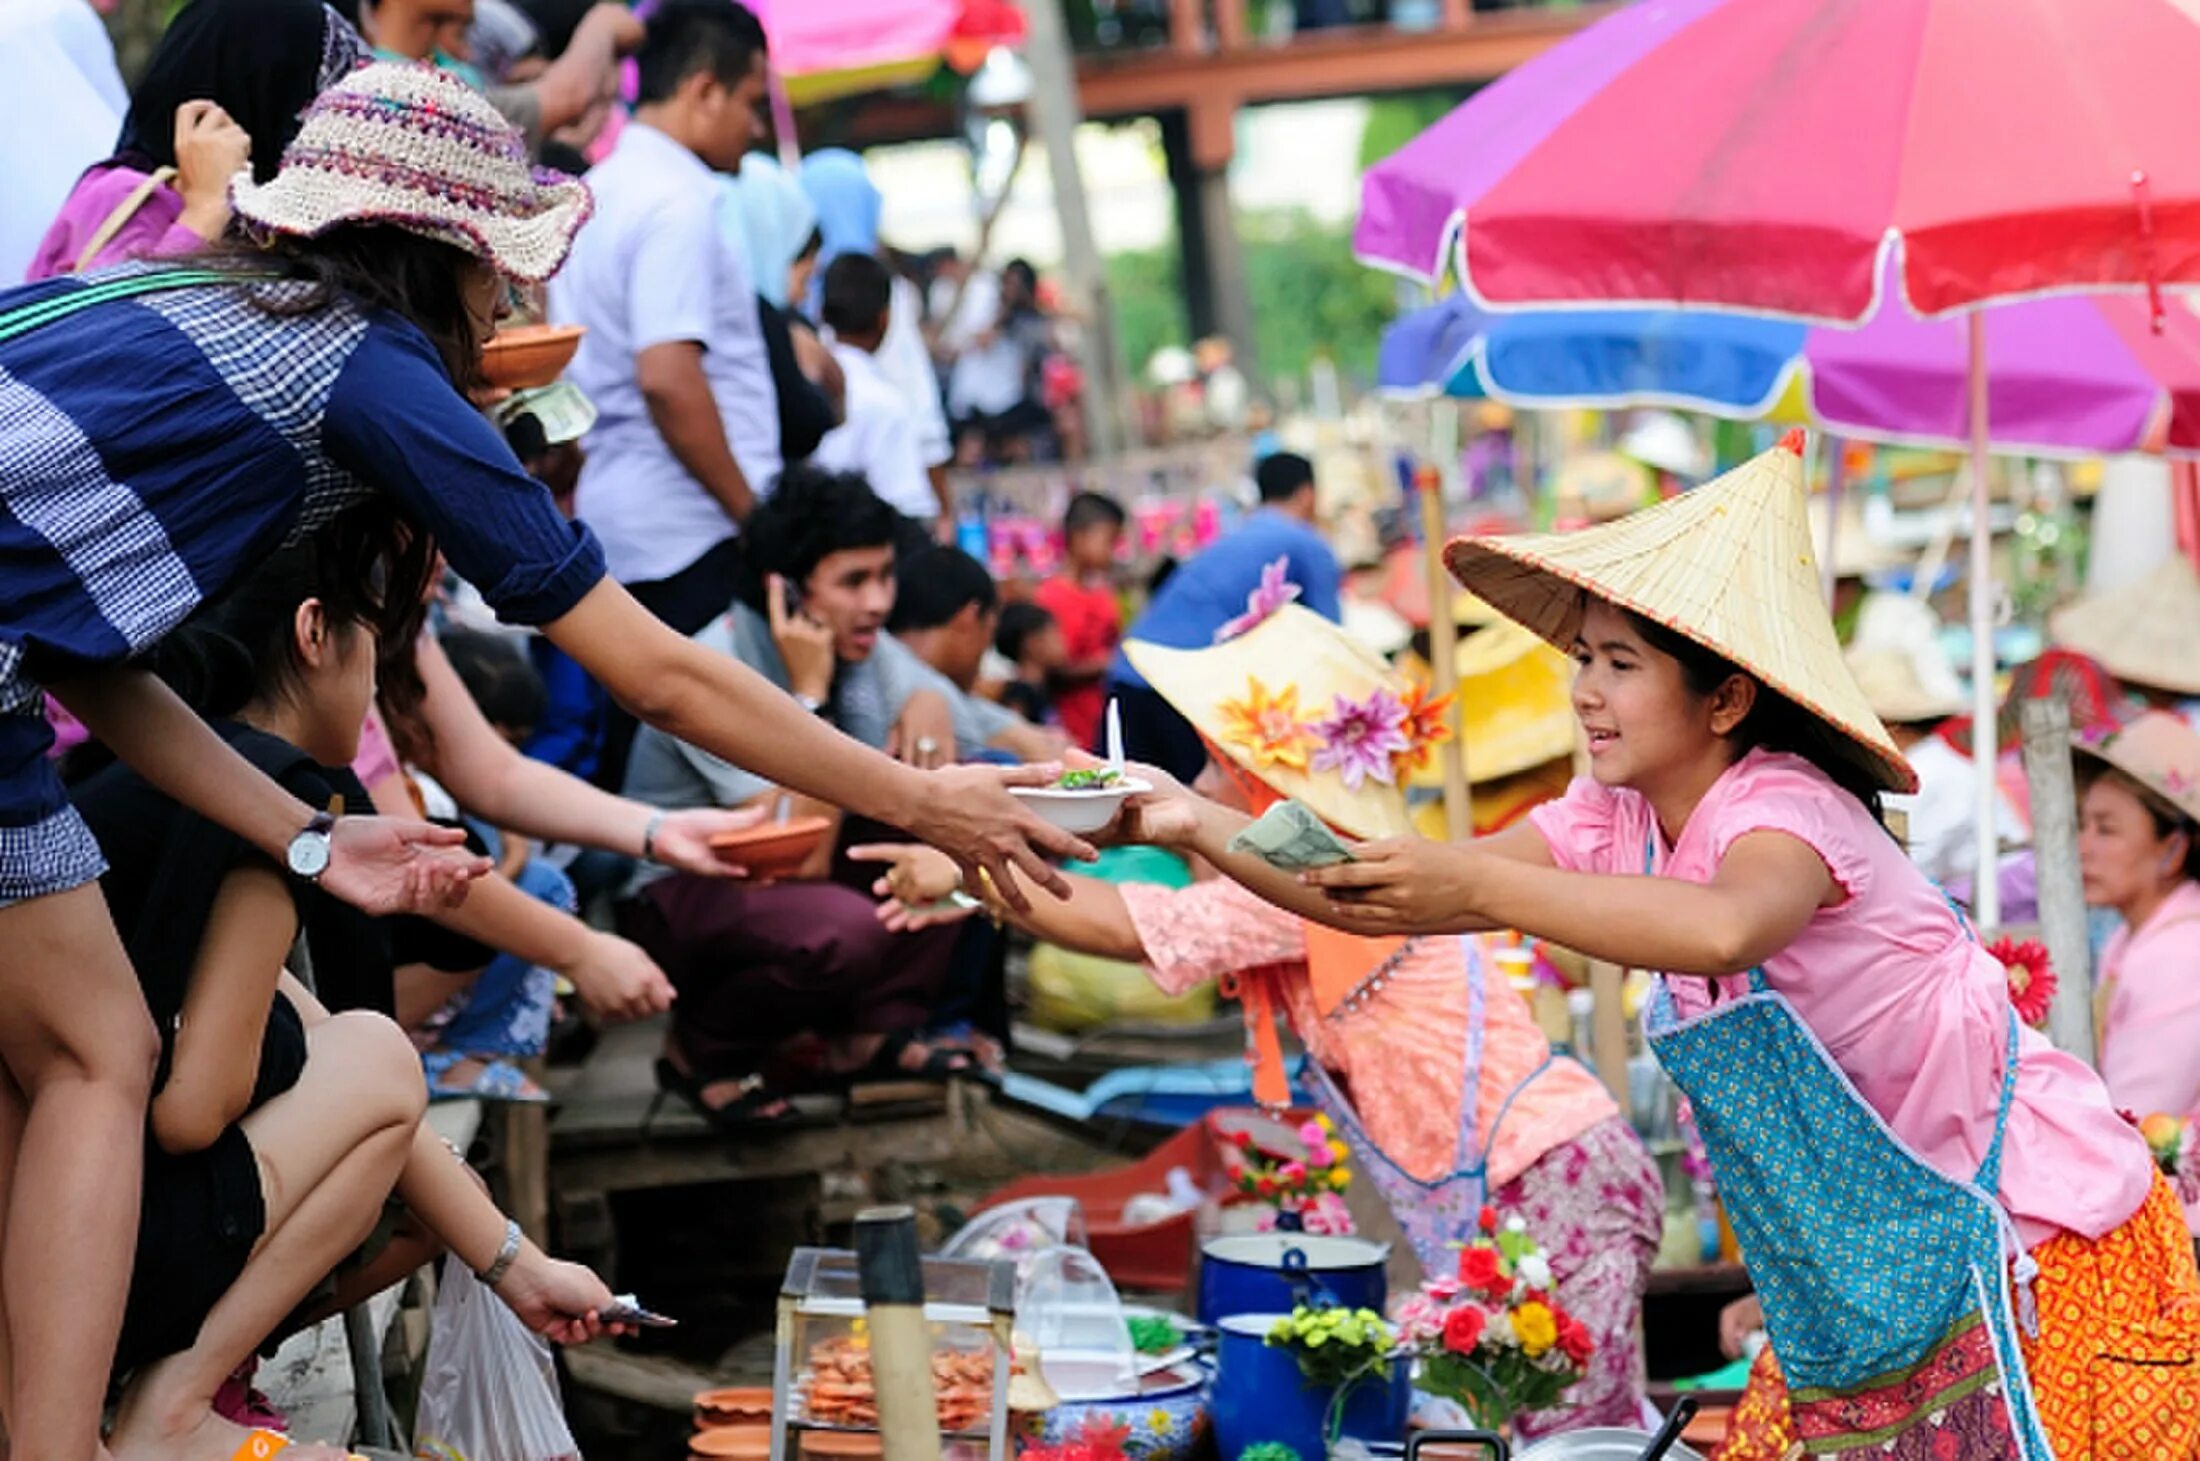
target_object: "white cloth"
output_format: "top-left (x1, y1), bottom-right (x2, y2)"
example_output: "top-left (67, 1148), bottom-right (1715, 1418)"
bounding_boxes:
top-left (813, 342), bottom-right (934, 521)
top-left (0, 0), bottom-right (125, 284)
top-left (943, 269), bottom-right (1026, 418)
top-left (878, 275), bottom-right (950, 467)
top-left (550, 123), bottom-right (781, 584)
top-left (1888, 734), bottom-right (2024, 891)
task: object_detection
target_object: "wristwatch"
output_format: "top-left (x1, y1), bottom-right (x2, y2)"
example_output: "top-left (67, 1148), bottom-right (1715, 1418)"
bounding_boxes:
top-left (285, 811), bottom-right (336, 882)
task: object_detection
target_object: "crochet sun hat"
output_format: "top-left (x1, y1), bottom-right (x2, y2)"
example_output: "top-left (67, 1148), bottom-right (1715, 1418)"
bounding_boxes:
top-left (2049, 555), bottom-right (2200, 697)
top-left (1125, 602), bottom-right (1453, 841)
top-left (1445, 431), bottom-right (1918, 795)
top-left (231, 61), bottom-right (592, 284)
top-left (2074, 710), bottom-right (2200, 827)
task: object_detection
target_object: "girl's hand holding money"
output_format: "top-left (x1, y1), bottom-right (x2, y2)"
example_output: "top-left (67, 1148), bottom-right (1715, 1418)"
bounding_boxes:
top-left (1299, 837), bottom-right (1486, 933)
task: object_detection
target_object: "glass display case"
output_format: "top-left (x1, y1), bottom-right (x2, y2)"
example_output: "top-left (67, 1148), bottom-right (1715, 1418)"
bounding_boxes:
top-left (770, 1247), bottom-right (1017, 1461)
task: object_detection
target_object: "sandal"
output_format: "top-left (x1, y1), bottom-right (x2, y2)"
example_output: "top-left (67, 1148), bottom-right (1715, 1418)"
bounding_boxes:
top-left (645, 1057), bottom-right (801, 1138)
top-left (422, 1052), bottom-right (551, 1104)
top-left (214, 1358), bottom-right (288, 1432)
top-left (850, 1031), bottom-right (1003, 1088)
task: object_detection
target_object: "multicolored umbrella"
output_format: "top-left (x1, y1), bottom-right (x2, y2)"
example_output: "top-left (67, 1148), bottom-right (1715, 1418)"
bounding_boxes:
top-left (1356, 0), bottom-right (2200, 321)
top-left (1355, 0), bottom-right (2200, 934)
top-left (1377, 268), bottom-right (2200, 458)
top-left (756, 0), bottom-right (1025, 107)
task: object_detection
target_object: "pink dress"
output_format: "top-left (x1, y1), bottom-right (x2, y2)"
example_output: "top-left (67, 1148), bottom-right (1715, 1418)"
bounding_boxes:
top-left (1119, 877), bottom-right (1616, 1190)
top-left (1530, 747), bottom-right (2156, 1251)
top-left (2097, 878), bottom-right (2200, 1121)
top-left (26, 162), bottom-right (201, 281)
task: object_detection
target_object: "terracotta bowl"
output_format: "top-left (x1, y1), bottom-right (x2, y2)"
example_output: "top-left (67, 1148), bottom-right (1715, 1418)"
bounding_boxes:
top-left (800, 1432), bottom-right (883, 1461)
top-left (479, 323), bottom-right (584, 390)
top-left (694, 1386), bottom-right (775, 1427)
top-left (689, 1424), bottom-right (771, 1460)
top-left (708, 816), bottom-right (833, 880)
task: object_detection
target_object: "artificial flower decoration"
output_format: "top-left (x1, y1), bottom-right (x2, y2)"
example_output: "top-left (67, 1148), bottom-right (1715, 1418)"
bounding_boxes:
top-left (1312, 688), bottom-right (1412, 791)
top-left (1394, 1210), bottom-right (1593, 1430)
top-left (1987, 935), bottom-right (2057, 1029)
top-left (1215, 557), bottom-right (1303, 643)
top-left (1216, 677), bottom-right (1319, 772)
top-left (1393, 678), bottom-right (1457, 778)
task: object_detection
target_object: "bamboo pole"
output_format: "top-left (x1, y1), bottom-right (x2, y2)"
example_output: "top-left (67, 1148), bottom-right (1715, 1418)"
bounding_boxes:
top-left (854, 1207), bottom-right (942, 1461)
top-left (1966, 314), bottom-right (2002, 931)
top-left (2020, 697), bottom-right (2097, 1063)
top-left (1421, 405), bottom-right (1471, 842)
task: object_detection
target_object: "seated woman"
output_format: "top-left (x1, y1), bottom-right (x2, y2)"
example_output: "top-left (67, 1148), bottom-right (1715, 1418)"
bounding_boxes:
top-left (861, 603), bottom-right (1663, 1439)
top-left (618, 465), bottom-right (990, 1134)
top-left (75, 508), bottom-right (623, 1461)
top-left (2078, 713), bottom-right (2200, 1212)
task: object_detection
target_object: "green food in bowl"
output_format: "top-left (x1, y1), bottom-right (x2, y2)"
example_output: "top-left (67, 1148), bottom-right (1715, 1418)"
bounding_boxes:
top-left (1127, 1314), bottom-right (1181, 1354)
top-left (1056, 767), bottom-right (1125, 791)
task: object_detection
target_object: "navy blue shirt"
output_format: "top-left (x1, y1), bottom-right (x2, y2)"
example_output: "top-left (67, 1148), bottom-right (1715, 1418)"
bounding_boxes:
top-left (1109, 509), bottom-right (1342, 688)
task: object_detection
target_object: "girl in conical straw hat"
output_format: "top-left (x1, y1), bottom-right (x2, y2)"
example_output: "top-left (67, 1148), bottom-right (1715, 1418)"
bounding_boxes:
top-left (858, 594), bottom-right (1664, 1440)
top-left (1115, 433), bottom-right (2199, 1459)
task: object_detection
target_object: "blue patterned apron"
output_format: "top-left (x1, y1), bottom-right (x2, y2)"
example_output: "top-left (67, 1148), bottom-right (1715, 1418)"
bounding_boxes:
top-left (1642, 845), bottom-right (2053, 1457)
top-left (1309, 935), bottom-right (1552, 1276)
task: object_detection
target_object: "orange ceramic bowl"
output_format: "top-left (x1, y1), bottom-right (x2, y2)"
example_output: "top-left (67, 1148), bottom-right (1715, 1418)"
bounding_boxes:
top-left (707, 817), bottom-right (833, 880)
top-left (480, 323), bottom-right (584, 389)
top-left (694, 1386), bottom-right (775, 1427)
top-left (800, 1433), bottom-right (883, 1461)
top-left (689, 1425), bottom-right (771, 1459)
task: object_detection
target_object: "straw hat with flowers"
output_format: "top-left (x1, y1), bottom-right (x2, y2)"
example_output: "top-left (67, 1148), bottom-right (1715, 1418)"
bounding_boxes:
top-left (232, 62), bottom-right (592, 284)
top-left (2074, 711), bottom-right (2200, 828)
top-left (1445, 431), bottom-right (1917, 795)
top-left (2049, 555), bottom-right (2200, 697)
top-left (1125, 601), bottom-right (1450, 840)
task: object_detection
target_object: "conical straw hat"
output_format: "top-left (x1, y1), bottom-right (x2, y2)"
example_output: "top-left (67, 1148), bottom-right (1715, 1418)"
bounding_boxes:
top-left (1444, 433), bottom-right (1917, 794)
top-left (2049, 556), bottom-right (2200, 696)
top-left (1126, 604), bottom-right (1441, 840)
top-left (2073, 710), bottom-right (2200, 826)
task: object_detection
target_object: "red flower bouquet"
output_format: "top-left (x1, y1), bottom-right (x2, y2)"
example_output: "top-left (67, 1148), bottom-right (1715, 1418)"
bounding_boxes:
top-left (1389, 1207), bottom-right (1593, 1429)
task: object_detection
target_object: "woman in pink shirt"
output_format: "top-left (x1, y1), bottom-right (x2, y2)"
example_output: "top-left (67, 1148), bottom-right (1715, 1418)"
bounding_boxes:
top-left (2079, 713), bottom-right (2200, 1136)
top-left (859, 603), bottom-right (1662, 1439)
top-left (1122, 437), bottom-right (2199, 1459)
top-left (27, 0), bottom-right (364, 281)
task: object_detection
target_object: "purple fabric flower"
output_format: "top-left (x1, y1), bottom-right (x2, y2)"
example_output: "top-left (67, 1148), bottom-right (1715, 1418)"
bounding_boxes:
top-left (1214, 557), bottom-right (1302, 643)
top-left (1313, 688), bottom-right (1411, 790)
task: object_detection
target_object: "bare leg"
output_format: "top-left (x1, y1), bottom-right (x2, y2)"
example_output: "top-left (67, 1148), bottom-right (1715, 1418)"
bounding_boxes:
top-left (107, 1012), bottom-right (424, 1461)
top-left (0, 1063), bottom-right (29, 1435)
top-left (0, 886), bottom-right (160, 1461)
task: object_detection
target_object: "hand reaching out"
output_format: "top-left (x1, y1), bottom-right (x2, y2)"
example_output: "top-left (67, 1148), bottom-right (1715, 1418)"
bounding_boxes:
top-left (322, 817), bottom-right (491, 915)
top-left (645, 804), bottom-right (768, 877)
top-left (849, 843), bottom-right (978, 932)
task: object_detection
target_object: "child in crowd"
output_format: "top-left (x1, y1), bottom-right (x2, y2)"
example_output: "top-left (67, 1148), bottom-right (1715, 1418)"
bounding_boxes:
top-left (995, 601), bottom-right (1065, 729)
top-left (441, 629), bottom-right (550, 749)
top-left (815, 252), bottom-right (944, 526)
top-left (1034, 491), bottom-right (1126, 750)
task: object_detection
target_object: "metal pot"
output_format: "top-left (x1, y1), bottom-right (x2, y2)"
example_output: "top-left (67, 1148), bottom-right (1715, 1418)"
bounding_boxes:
top-left (1405, 1399), bottom-right (1705, 1461)
top-left (1196, 1233), bottom-right (1390, 1326)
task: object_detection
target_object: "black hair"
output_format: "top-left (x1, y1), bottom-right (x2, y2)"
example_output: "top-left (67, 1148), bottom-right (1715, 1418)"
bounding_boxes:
top-left (440, 630), bottom-right (548, 734)
top-left (821, 252), bottom-right (893, 338)
top-left (740, 462), bottom-right (904, 595)
top-left (888, 547), bottom-right (998, 634)
top-left (1626, 610), bottom-right (1889, 829)
top-left (635, 0), bottom-right (768, 105)
top-left (1003, 258), bottom-right (1038, 293)
top-left (797, 225), bottom-right (825, 264)
top-left (117, 0), bottom-right (358, 185)
top-left (995, 601), bottom-right (1057, 663)
top-left (147, 502), bottom-right (435, 725)
top-left (1256, 451), bottom-right (1316, 504)
top-left (208, 227), bottom-right (490, 389)
top-left (1063, 490), bottom-right (1127, 537)
top-left (2078, 764), bottom-right (2200, 881)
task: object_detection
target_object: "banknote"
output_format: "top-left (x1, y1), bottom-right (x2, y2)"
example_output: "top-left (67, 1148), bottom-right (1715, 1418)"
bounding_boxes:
top-left (1227, 799), bottom-right (1357, 870)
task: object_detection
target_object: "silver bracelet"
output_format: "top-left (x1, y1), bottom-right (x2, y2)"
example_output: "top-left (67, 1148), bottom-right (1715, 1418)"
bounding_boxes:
top-left (476, 1218), bottom-right (523, 1289)
top-left (641, 809), bottom-right (666, 862)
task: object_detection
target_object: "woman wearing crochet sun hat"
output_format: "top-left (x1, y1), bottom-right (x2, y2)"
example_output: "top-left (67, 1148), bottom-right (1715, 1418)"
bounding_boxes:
top-left (1166, 431), bottom-right (2198, 1458)
top-left (0, 61), bottom-right (1085, 1460)
top-left (857, 600), bottom-right (1664, 1440)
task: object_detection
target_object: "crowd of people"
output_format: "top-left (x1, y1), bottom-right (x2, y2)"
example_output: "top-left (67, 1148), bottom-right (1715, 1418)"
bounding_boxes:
top-left (4, 0), bottom-right (2199, 1456)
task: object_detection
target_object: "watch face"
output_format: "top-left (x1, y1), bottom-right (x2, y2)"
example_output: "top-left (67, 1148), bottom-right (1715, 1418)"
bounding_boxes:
top-left (287, 832), bottom-right (332, 879)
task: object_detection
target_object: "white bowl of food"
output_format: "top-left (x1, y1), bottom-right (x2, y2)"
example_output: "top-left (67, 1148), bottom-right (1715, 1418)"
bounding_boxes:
top-left (1010, 767), bottom-right (1150, 834)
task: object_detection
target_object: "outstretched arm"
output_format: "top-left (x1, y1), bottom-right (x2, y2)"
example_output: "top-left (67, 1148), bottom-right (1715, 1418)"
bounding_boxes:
top-left (1300, 829), bottom-right (1832, 974)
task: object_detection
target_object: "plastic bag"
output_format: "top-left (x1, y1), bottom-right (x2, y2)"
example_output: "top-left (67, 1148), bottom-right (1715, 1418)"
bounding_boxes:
top-left (413, 1254), bottom-right (581, 1461)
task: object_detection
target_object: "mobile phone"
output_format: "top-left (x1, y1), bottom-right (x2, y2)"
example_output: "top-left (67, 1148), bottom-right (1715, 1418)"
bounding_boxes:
top-left (599, 1295), bottom-right (678, 1328)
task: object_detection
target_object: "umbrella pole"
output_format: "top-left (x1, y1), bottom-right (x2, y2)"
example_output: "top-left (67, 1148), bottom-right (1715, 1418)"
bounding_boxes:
top-left (769, 69), bottom-right (801, 169)
top-left (1423, 406), bottom-right (1472, 842)
top-left (1967, 313), bottom-right (2001, 931)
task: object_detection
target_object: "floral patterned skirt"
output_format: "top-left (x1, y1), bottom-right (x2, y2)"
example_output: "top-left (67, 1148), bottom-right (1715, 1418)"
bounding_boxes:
top-left (1501, 1117), bottom-right (1666, 1440)
top-left (1715, 1174), bottom-right (2200, 1460)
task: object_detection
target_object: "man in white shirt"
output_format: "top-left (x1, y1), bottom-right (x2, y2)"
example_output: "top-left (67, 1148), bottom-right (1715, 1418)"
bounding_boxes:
top-left (812, 253), bottom-right (944, 524)
top-left (550, 0), bottom-right (779, 636)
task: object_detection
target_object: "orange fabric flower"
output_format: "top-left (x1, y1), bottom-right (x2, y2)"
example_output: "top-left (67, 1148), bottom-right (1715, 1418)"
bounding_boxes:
top-left (1215, 677), bottom-right (1318, 772)
top-left (1393, 679), bottom-right (1457, 778)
